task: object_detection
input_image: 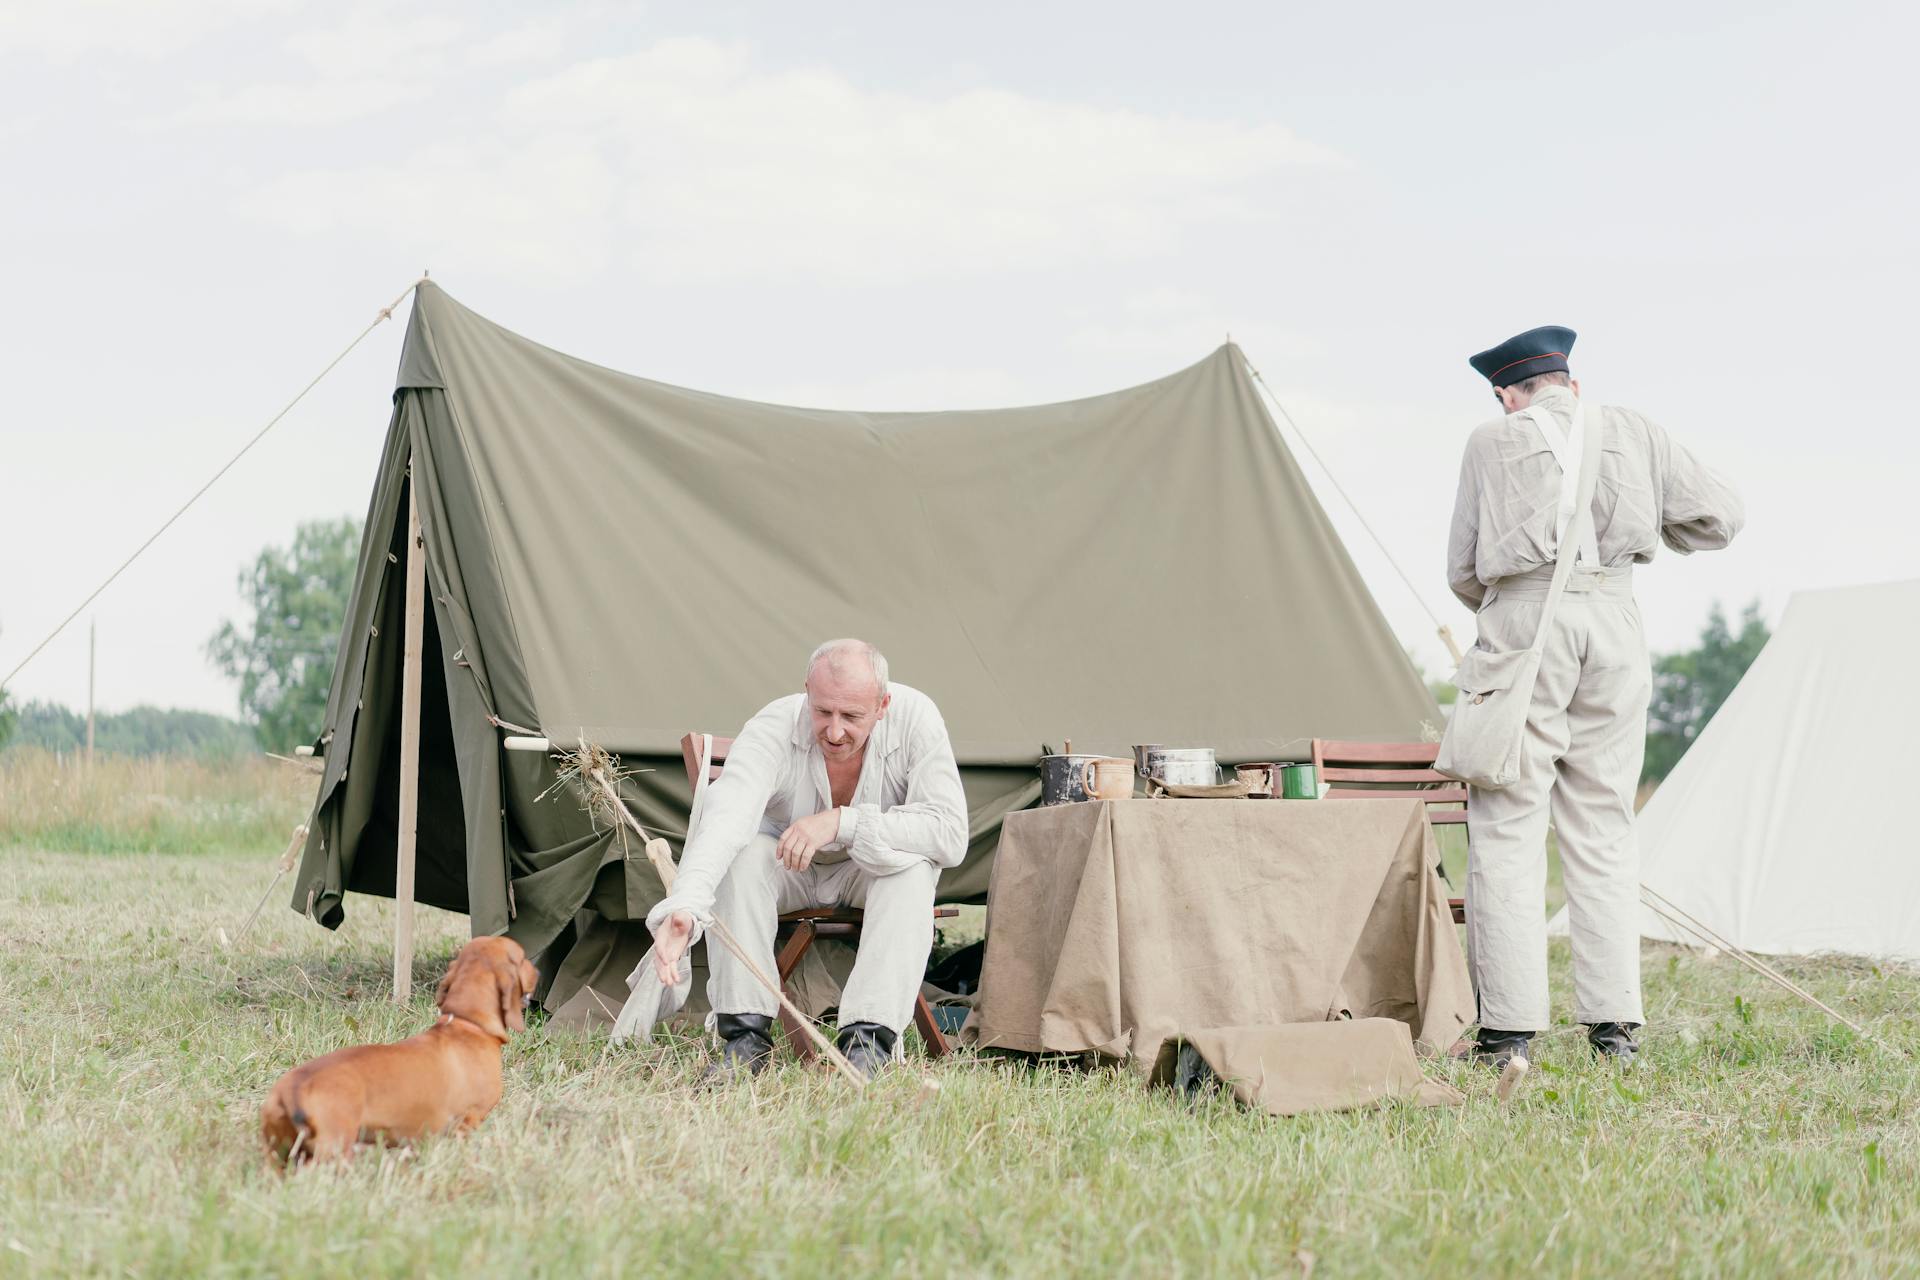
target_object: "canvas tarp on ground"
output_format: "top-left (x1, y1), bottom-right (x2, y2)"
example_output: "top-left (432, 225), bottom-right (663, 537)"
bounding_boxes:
top-left (291, 282), bottom-right (1437, 1006)
top-left (1548, 579), bottom-right (1920, 960)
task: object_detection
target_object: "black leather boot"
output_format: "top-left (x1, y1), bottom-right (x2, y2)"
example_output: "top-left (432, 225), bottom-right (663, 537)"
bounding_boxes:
top-left (1587, 1021), bottom-right (1641, 1066)
top-left (702, 1012), bottom-right (775, 1084)
top-left (835, 1021), bottom-right (897, 1081)
top-left (1472, 1027), bottom-right (1533, 1070)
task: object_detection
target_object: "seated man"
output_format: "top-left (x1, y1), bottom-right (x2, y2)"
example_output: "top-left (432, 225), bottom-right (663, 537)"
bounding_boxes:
top-left (647, 639), bottom-right (968, 1080)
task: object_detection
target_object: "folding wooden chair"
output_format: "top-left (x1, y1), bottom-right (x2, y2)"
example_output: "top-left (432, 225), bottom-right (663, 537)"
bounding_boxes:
top-left (679, 732), bottom-right (955, 1060)
top-left (1309, 739), bottom-right (1468, 924)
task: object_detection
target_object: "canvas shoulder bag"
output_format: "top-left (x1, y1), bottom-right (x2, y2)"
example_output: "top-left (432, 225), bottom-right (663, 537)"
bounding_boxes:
top-left (1435, 398), bottom-right (1602, 789)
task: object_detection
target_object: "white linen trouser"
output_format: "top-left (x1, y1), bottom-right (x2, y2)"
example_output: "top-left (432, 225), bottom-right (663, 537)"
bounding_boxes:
top-left (1466, 565), bottom-right (1650, 1032)
top-left (708, 833), bottom-right (938, 1033)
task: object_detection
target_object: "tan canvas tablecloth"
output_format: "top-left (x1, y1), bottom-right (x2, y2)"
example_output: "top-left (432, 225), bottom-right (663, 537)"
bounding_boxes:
top-left (971, 798), bottom-right (1474, 1066)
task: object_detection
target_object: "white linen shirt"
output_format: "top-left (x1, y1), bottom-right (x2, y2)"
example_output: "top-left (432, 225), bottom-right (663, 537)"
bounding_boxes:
top-left (644, 682), bottom-right (969, 936)
top-left (1446, 384), bottom-right (1746, 611)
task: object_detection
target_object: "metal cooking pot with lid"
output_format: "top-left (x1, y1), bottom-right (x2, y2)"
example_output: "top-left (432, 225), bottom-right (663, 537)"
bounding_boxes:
top-left (1140, 746), bottom-right (1220, 787)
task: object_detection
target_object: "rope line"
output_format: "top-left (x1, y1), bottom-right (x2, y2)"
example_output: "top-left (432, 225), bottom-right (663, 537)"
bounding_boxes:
top-left (1639, 882), bottom-right (1904, 1058)
top-left (1, 276), bottom-right (426, 691)
top-left (1241, 354), bottom-right (1451, 635)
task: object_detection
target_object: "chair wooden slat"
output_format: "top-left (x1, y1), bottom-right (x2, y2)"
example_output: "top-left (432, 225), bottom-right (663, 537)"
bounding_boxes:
top-left (678, 732), bottom-right (735, 792)
top-left (1312, 740), bottom-right (1440, 765)
top-left (1319, 767), bottom-right (1455, 785)
top-left (1324, 787), bottom-right (1468, 805)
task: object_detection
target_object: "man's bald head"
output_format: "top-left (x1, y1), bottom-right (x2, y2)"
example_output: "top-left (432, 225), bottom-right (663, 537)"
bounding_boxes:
top-left (806, 639), bottom-right (889, 699)
top-left (804, 640), bottom-right (891, 763)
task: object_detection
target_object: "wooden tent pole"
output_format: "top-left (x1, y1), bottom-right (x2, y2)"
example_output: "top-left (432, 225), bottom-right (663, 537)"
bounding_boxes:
top-left (393, 469), bottom-right (426, 1004)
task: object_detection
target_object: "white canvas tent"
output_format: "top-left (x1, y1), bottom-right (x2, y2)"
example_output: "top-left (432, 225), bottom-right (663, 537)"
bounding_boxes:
top-left (1550, 579), bottom-right (1920, 961)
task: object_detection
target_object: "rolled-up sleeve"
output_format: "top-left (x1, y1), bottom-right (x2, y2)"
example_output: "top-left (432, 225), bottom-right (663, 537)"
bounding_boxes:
top-left (839, 705), bottom-right (969, 877)
top-left (1447, 442), bottom-right (1487, 611)
top-left (1652, 418), bottom-right (1745, 554)
top-left (645, 704), bottom-right (788, 937)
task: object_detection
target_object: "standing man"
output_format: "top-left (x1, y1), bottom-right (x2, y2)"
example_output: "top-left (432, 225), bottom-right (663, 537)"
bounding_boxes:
top-left (1448, 326), bottom-right (1744, 1068)
top-left (647, 639), bottom-right (968, 1080)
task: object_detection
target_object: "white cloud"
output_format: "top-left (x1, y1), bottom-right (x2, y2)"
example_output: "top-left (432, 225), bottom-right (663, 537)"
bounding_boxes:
top-left (1065, 289), bottom-right (1329, 368)
top-left (137, 6), bottom-right (461, 129)
top-left (144, 78), bottom-right (427, 128)
top-left (463, 16), bottom-right (572, 69)
top-left (246, 140), bottom-right (621, 279)
top-left (281, 8), bottom-right (462, 80)
top-left (0, 0), bottom-right (305, 61)
top-left (240, 36), bottom-right (1349, 285)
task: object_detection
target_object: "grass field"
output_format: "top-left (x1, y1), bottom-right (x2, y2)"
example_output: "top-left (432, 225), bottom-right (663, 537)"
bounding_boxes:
top-left (3, 754), bottom-right (1918, 1278)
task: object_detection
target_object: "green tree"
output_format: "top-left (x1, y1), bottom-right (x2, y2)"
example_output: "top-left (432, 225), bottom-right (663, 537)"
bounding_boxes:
top-left (1643, 600), bottom-right (1770, 783)
top-left (207, 517), bottom-right (362, 752)
top-left (0, 685), bottom-right (15, 751)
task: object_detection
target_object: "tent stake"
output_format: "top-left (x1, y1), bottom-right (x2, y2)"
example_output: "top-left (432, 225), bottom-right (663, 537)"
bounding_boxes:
top-left (393, 472), bottom-right (427, 1004)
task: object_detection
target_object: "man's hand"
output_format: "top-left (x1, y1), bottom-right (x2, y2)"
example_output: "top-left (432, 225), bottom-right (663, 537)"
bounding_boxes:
top-left (653, 909), bottom-right (695, 986)
top-left (776, 808), bottom-right (843, 872)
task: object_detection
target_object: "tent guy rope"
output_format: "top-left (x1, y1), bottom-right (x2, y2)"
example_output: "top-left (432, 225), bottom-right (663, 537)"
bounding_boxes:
top-left (0, 275), bottom-right (428, 691)
top-left (1638, 883), bottom-right (1906, 1058)
top-left (1241, 354), bottom-right (1465, 664)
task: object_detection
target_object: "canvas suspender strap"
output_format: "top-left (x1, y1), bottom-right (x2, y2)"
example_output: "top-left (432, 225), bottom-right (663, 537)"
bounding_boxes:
top-left (1525, 402), bottom-right (1600, 565)
top-left (1521, 398), bottom-right (1604, 657)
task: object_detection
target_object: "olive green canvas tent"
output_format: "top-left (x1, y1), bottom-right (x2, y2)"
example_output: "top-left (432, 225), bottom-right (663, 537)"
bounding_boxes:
top-left (291, 282), bottom-right (1437, 1012)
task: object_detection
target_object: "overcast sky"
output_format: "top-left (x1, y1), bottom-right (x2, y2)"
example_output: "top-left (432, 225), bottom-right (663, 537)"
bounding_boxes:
top-left (3, 1), bottom-right (1913, 722)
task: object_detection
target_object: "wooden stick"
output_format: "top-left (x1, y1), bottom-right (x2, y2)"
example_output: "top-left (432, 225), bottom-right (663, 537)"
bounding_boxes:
top-left (86, 619), bottom-right (96, 766)
top-left (582, 763), bottom-right (868, 1086)
top-left (1639, 885), bottom-right (1903, 1057)
top-left (1495, 1056), bottom-right (1529, 1103)
top-left (229, 823), bottom-right (311, 949)
top-left (393, 474), bottom-right (426, 1004)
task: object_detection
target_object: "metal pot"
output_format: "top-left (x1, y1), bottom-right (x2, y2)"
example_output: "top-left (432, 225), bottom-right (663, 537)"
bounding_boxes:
top-left (1039, 754), bottom-right (1103, 805)
top-left (1144, 746), bottom-right (1220, 787)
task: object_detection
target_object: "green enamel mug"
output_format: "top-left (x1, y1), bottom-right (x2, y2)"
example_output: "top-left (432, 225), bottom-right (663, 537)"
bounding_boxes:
top-left (1278, 762), bottom-right (1317, 799)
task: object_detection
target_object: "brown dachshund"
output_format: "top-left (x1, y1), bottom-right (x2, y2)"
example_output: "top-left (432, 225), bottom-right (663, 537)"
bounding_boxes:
top-left (261, 936), bottom-right (539, 1166)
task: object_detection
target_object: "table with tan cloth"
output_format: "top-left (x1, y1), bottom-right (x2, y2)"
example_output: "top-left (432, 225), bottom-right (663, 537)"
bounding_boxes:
top-left (971, 798), bottom-right (1474, 1070)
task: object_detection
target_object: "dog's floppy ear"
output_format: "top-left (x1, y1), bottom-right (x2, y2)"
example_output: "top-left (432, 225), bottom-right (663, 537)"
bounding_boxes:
top-left (434, 954), bottom-right (461, 1009)
top-left (437, 943), bottom-right (509, 1041)
top-left (497, 956), bottom-right (527, 1034)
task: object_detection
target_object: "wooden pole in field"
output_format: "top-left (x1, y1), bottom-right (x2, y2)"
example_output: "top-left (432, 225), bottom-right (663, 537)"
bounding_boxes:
top-left (86, 619), bottom-right (96, 766)
top-left (393, 470), bottom-right (426, 1003)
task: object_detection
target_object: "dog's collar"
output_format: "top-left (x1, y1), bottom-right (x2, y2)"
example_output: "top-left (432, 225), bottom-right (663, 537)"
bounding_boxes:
top-left (438, 1011), bottom-right (509, 1044)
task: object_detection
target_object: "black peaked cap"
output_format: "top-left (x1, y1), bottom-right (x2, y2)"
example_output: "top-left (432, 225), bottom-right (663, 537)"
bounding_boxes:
top-left (1469, 325), bottom-right (1577, 387)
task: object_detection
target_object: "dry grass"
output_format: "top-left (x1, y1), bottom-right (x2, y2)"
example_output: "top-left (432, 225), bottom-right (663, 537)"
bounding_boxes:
top-left (3, 760), bottom-right (1919, 1277)
top-left (0, 748), bottom-right (313, 855)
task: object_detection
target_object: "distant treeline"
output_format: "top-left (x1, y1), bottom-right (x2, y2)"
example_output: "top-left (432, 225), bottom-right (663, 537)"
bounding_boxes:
top-left (4, 700), bottom-right (257, 759)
